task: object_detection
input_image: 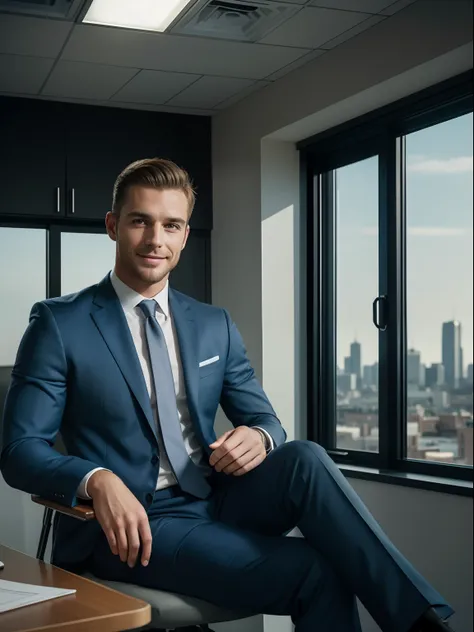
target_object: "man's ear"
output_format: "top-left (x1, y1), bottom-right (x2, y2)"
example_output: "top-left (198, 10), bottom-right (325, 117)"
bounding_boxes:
top-left (105, 211), bottom-right (118, 242)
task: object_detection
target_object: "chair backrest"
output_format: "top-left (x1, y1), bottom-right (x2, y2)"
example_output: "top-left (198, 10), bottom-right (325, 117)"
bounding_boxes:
top-left (0, 365), bottom-right (13, 452)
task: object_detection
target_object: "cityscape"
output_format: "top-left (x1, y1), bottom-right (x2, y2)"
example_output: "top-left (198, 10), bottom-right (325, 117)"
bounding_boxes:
top-left (337, 320), bottom-right (473, 466)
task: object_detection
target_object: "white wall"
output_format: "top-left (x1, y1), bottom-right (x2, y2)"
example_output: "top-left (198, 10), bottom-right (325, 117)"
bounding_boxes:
top-left (350, 480), bottom-right (473, 632)
top-left (212, 1), bottom-right (473, 630)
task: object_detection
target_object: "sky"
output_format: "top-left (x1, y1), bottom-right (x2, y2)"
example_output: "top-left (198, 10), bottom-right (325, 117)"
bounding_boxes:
top-left (337, 112), bottom-right (473, 371)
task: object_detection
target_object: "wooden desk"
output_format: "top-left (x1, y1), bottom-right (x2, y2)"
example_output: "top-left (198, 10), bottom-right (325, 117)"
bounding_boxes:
top-left (0, 545), bottom-right (151, 632)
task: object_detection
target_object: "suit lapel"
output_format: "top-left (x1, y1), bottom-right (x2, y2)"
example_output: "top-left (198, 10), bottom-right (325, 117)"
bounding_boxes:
top-left (91, 275), bottom-right (158, 445)
top-left (169, 290), bottom-right (200, 427)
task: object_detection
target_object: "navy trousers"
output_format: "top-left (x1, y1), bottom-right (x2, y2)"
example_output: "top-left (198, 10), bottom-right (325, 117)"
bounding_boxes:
top-left (90, 441), bottom-right (453, 632)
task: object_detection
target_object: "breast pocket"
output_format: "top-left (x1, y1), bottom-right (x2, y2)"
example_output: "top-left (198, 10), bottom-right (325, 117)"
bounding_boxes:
top-left (199, 355), bottom-right (221, 378)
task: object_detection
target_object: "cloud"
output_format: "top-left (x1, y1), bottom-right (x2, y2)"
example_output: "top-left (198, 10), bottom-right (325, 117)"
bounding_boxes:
top-left (361, 227), bottom-right (378, 236)
top-left (407, 227), bottom-right (470, 237)
top-left (361, 226), bottom-right (471, 237)
top-left (408, 156), bottom-right (473, 174)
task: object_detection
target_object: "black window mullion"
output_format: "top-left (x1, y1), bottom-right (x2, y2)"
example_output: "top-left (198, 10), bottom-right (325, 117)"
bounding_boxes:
top-left (379, 134), bottom-right (406, 470)
top-left (47, 224), bottom-right (61, 299)
top-left (307, 170), bottom-right (319, 443)
top-left (320, 170), bottom-right (337, 452)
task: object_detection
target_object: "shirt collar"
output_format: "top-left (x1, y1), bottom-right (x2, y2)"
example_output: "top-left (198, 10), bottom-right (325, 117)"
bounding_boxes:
top-left (110, 270), bottom-right (170, 319)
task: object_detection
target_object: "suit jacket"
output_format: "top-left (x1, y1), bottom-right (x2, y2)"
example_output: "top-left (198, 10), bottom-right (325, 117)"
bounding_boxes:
top-left (0, 274), bottom-right (286, 569)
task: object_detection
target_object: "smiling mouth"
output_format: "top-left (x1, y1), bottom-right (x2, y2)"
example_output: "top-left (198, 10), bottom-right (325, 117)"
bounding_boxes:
top-left (137, 254), bottom-right (167, 260)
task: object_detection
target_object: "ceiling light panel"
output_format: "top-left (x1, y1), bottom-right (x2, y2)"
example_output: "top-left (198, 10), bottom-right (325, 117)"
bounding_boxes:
top-left (83, 0), bottom-right (196, 32)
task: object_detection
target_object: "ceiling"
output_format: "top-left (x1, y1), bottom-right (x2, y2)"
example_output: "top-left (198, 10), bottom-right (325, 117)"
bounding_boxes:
top-left (0, 0), bottom-right (418, 115)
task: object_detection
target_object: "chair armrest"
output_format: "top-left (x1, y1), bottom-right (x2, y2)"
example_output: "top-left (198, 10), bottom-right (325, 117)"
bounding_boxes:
top-left (32, 495), bottom-right (96, 521)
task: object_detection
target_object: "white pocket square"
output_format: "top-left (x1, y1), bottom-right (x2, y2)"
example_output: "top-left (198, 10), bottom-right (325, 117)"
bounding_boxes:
top-left (199, 355), bottom-right (220, 368)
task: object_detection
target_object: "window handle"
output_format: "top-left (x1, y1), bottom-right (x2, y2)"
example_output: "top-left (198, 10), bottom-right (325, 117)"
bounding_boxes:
top-left (373, 295), bottom-right (388, 331)
top-left (56, 187), bottom-right (61, 213)
top-left (70, 188), bottom-right (75, 214)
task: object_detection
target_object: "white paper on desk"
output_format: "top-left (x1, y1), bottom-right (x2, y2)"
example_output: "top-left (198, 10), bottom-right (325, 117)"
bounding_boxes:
top-left (0, 579), bottom-right (76, 613)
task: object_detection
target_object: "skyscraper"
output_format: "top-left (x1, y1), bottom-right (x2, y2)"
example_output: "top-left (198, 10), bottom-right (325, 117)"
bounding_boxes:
top-left (407, 348), bottom-right (421, 386)
top-left (363, 363), bottom-right (378, 388)
top-left (344, 356), bottom-right (352, 375)
top-left (337, 373), bottom-right (357, 394)
top-left (350, 341), bottom-right (361, 379)
top-left (425, 363), bottom-right (445, 388)
top-left (442, 321), bottom-right (462, 389)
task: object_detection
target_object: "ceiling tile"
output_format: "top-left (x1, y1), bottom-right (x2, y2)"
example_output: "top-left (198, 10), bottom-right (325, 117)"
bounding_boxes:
top-left (61, 24), bottom-right (311, 80)
top-left (260, 7), bottom-right (369, 48)
top-left (264, 49), bottom-right (326, 81)
top-left (0, 54), bottom-right (54, 94)
top-left (168, 76), bottom-right (257, 109)
top-left (111, 69), bottom-right (199, 105)
top-left (215, 80), bottom-right (271, 110)
top-left (308, 0), bottom-right (396, 12)
top-left (320, 14), bottom-right (386, 48)
top-left (42, 60), bottom-right (138, 100)
top-left (379, 0), bottom-right (417, 15)
top-left (0, 14), bottom-right (72, 58)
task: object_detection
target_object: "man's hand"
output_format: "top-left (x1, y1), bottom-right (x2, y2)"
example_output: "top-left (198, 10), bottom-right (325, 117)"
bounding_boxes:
top-left (209, 426), bottom-right (267, 476)
top-left (87, 470), bottom-right (152, 568)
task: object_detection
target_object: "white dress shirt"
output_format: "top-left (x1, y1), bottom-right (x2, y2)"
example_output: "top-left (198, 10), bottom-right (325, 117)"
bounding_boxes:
top-left (77, 271), bottom-right (273, 499)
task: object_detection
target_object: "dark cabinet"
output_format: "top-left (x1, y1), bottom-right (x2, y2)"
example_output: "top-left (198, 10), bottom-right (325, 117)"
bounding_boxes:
top-left (65, 106), bottom-right (212, 228)
top-left (0, 98), bottom-right (66, 217)
top-left (65, 105), bottom-right (163, 222)
top-left (0, 97), bottom-right (212, 229)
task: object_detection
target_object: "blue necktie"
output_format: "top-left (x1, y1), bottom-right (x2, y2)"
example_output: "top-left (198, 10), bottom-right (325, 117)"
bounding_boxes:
top-left (139, 299), bottom-right (211, 499)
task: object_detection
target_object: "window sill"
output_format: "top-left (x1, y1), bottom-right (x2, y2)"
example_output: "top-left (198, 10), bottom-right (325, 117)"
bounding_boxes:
top-left (339, 465), bottom-right (473, 497)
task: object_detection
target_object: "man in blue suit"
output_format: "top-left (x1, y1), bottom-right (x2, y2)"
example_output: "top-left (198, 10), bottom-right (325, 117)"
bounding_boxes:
top-left (1, 158), bottom-right (455, 631)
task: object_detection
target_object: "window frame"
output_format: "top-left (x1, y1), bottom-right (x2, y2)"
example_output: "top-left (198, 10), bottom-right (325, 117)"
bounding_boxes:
top-left (0, 219), bottom-right (107, 300)
top-left (301, 71), bottom-right (473, 482)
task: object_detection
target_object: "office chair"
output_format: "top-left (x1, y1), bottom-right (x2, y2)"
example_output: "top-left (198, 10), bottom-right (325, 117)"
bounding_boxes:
top-left (34, 497), bottom-right (251, 632)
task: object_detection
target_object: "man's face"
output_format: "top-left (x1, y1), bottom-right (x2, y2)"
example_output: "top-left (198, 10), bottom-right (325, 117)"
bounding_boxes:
top-left (106, 185), bottom-right (190, 297)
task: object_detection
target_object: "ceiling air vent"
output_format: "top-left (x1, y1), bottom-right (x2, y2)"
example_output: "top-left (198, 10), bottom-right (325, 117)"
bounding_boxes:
top-left (0, 0), bottom-right (84, 19)
top-left (170, 0), bottom-right (299, 42)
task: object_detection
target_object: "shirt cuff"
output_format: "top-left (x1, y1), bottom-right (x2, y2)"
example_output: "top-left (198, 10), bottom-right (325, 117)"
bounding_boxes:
top-left (77, 467), bottom-right (109, 499)
top-left (254, 427), bottom-right (274, 453)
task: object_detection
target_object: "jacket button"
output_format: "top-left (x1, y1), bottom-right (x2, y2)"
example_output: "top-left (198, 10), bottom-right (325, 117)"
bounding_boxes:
top-left (146, 493), bottom-right (154, 503)
top-left (151, 454), bottom-right (158, 465)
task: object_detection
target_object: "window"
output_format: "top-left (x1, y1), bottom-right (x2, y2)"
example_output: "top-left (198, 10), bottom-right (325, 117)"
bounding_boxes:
top-left (0, 228), bottom-right (47, 366)
top-left (303, 71), bottom-right (473, 481)
top-left (0, 227), bottom-right (47, 435)
top-left (61, 231), bottom-right (115, 295)
top-left (335, 158), bottom-right (379, 454)
top-left (405, 113), bottom-right (473, 467)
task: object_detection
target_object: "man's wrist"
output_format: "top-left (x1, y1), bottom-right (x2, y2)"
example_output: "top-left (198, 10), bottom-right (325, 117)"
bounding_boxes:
top-left (88, 469), bottom-right (114, 497)
top-left (254, 428), bottom-right (271, 452)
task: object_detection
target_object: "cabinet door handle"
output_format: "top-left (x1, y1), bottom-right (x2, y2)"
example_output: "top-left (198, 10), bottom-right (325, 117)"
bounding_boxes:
top-left (56, 187), bottom-right (61, 213)
top-left (71, 188), bottom-right (75, 214)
